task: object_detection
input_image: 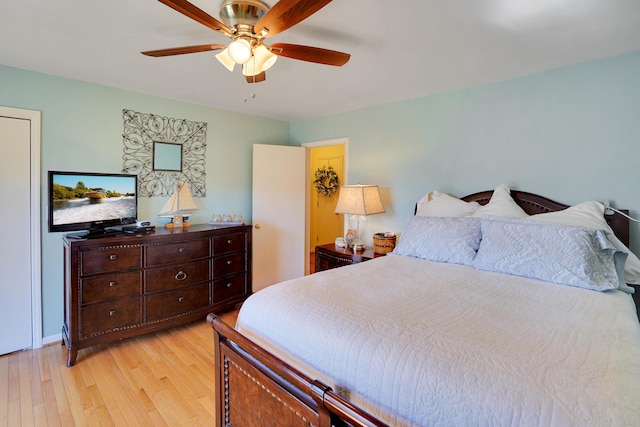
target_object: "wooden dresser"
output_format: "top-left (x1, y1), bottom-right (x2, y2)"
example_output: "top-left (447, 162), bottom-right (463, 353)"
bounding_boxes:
top-left (62, 224), bottom-right (251, 367)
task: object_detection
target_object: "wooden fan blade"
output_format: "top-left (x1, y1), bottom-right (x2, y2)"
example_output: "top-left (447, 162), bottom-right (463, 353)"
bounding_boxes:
top-left (142, 44), bottom-right (225, 57)
top-left (158, 0), bottom-right (232, 36)
top-left (246, 72), bottom-right (266, 83)
top-left (254, 0), bottom-right (333, 37)
top-left (270, 43), bottom-right (350, 66)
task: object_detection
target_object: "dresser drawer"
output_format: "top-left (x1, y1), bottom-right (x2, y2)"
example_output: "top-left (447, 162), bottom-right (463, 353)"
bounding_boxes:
top-left (146, 239), bottom-right (209, 267)
top-left (213, 232), bottom-right (246, 255)
top-left (145, 259), bottom-right (210, 293)
top-left (82, 271), bottom-right (141, 304)
top-left (213, 274), bottom-right (247, 303)
top-left (145, 283), bottom-right (210, 322)
top-left (213, 253), bottom-right (246, 276)
top-left (316, 254), bottom-right (352, 271)
top-left (81, 246), bottom-right (142, 275)
top-left (81, 299), bottom-right (141, 336)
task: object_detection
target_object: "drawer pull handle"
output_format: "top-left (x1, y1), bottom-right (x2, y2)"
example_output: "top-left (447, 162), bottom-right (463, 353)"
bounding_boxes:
top-left (109, 255), bottom-right (117, 260)
top-left (227, 239), bottom-right (232, 244)
top-left (109, 310), bottom-right (116, 316)
top-left (226, 260), bottom-right (232, 265)
top-left (179, 248), bottom-right (185, 253)
top-left (178, 297), bottom-right (185, 303)
top-left (175, 271), bottom-right (187, 281)
top-left (109, 281), bottom-right (116, 287)
top-left (226, 283), bottom-right (232, 288)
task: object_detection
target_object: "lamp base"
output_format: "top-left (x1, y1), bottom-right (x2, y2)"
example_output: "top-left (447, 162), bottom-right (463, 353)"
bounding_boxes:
top-left (352, 243), bottom-right (365, 252)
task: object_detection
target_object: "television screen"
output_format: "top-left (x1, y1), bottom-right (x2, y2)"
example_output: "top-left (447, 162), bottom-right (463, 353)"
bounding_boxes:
top-left (48, 171), bottom-right (138, 235)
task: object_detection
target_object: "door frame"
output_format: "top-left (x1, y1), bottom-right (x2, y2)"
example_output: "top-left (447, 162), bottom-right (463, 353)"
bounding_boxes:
top-left (0, 106), bottom-right (42, 349)
top-left (301, 137), bottom-right (349, 258)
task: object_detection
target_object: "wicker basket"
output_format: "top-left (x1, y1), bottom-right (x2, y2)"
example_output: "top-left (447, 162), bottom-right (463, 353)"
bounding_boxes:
top-left (373, 233), bottom-right (396, 254)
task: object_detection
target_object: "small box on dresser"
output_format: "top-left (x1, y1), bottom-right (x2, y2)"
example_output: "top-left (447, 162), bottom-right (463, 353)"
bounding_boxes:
top-left (62, 224), bottom-right (251, 367)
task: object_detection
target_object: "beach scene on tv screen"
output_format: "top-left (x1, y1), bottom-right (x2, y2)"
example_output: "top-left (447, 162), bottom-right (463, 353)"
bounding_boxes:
top-left (52, 175), bottom-right (136, 225)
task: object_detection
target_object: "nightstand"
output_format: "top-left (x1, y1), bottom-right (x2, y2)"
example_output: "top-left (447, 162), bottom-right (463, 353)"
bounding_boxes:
top-left (314, 243), bottom-right (385, 273)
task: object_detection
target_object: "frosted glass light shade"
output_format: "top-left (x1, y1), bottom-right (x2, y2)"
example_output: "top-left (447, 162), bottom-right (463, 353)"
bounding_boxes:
top-left (215, 48), bottom-right (235, 72)
top-left (242, 45), bottom-right (278, 76)
top-left (253, 44), bottom-right (277, 71)
top-left (228, 38), bottom-right (252, 64)
top-left (242, 57), bottom-right (261, 76)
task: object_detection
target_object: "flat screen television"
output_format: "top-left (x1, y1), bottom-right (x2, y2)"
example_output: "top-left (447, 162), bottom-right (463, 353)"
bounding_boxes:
top-left (48, 171), bottom-right (138, 237)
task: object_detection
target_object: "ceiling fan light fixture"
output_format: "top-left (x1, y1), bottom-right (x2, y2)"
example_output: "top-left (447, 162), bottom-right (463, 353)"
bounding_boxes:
top-left (144, 0), bottom-right (351, 84)
top-left (228, 38), bottom-right (252, 64)
top-left (215, 48), bottom-right (235, 72)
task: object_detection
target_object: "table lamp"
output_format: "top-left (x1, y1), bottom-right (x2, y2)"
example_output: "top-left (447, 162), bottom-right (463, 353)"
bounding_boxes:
top-left (334, 184), bottom-right (385, 251)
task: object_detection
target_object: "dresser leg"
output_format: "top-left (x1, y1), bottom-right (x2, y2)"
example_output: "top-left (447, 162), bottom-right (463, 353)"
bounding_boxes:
top-left (66, 347), bottom-right (77, 367)
top-left (62, 326), bottom-right (77, 367)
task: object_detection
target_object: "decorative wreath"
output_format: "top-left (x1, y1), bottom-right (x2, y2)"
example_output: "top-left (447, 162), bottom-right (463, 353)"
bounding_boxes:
top-left (313, 166), bottom-right (339, 196)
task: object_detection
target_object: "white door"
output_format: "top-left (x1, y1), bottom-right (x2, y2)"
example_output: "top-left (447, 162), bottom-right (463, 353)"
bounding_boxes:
top-left (252, 144), bottom-right (306, 292)
top-left (0, 108), bottom-right (40, 354)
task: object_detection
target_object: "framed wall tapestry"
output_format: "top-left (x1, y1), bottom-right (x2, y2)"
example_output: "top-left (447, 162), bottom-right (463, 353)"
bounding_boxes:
top-left (122, 109), bottom-right (207, 197)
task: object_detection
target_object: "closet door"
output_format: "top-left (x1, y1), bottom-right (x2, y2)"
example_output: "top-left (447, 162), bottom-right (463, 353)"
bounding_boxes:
top-left (0, 109), bottom-right (38, 354)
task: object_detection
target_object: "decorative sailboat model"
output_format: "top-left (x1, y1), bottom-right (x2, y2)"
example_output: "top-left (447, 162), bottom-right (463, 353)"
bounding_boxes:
top-left (159, 181), bottom-right (199, 229)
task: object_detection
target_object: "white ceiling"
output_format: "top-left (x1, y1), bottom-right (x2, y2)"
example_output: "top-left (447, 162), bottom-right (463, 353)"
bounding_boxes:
top-left (2, 0), bottom-right (640, 122)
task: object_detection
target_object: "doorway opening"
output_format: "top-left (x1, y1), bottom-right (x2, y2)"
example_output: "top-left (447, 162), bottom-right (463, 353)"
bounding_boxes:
top-left (303, 138), bottom-right (347, 274)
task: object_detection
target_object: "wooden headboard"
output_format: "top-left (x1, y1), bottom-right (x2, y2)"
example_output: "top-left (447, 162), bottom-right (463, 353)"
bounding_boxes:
top-left (414, 189), bottom-right (630, 247)
top-left (461, 190), bottom-right (630, 248)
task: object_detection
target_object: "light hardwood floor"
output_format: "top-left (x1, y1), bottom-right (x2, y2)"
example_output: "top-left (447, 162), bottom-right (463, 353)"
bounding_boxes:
top-left (0, 310), bottom-right (238, 427)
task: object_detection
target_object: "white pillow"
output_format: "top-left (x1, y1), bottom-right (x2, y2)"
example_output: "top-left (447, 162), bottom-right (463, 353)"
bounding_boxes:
top-left (474, 216), bottom-right (622, 292)
top-left (529, 201), bottom-right (640, 284)
top-left (471, 184), bottom-right (529, 219)
top-left (416, 190), bottom-right (480, 217)
top-left (392, 216), bottom-right (481, 266)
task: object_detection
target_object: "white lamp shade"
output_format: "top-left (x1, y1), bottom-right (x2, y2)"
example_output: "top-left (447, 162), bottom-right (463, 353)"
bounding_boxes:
top-left (334, 185), bottom-right (385, 215)
top-left (215, 48), bottom-right (235, 72)
top-left (228, 38), bottom-right (252, 64)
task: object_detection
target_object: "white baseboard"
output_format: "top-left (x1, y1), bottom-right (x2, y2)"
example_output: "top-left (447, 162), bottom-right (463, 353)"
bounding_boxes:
top-left (42, 333), bottom-right (62, 346)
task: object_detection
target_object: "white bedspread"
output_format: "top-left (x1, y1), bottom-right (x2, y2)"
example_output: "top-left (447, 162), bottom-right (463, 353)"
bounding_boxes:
top-left (236, 254), bottom-right (640, 426)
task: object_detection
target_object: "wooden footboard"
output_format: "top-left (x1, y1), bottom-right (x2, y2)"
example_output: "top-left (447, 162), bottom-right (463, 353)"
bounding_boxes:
top-left (207, 314), bottom-right (388, 427)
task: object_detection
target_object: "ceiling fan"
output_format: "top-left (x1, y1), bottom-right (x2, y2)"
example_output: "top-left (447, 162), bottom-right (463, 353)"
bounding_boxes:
top-left (142, 0), bottom-right (351, 83)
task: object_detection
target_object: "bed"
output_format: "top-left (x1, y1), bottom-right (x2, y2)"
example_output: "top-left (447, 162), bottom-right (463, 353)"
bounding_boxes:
top-left (208, 187), bottom-right (640, 426)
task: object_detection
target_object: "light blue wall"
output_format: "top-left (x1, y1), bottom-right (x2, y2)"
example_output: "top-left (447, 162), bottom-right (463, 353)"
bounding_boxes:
top-left (291, 51), bottom-right (640, 254)
top-left (3, 49), bottom-right (640, 339)
top-left (0, 65), bottom-right (289, 338)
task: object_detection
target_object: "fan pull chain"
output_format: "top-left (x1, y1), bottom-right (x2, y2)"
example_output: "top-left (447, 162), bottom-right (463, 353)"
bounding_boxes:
top-left (244, 93), bottom-right (257, 103)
